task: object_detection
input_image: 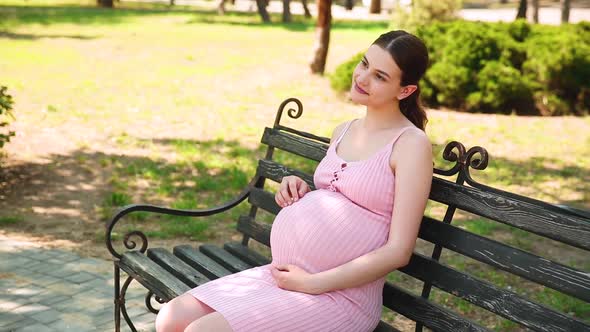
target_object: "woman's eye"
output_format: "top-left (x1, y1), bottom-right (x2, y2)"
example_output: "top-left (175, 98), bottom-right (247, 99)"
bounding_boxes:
top-left (360, 60), bottom-right (368, 67)
top-left (376, 74), bottom-right (385, 81)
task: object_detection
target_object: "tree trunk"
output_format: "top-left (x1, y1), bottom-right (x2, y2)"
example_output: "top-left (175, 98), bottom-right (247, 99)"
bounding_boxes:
top-left (345, 0), bottom-right (353, 11)
top-left (532, 0), bottom-right (539, 23)
top-left (217, 0), bottom-right (226, 15)
top-left (301, 0), bottom-right (312, 17)
top-left (97, 0), bottom-right (113, 8)
top-left (309, 0), bottom-right (332, 74)
top-left (283, 0), bottom-right (292, 22)
top-left (256, 0), bottom-right (271, 22)
top-left (516, 0), bottom-right (527, 20)
top-left (561, 0), bottom-right (571, 23)
top-left (369, 0), bottom-right (380, 14)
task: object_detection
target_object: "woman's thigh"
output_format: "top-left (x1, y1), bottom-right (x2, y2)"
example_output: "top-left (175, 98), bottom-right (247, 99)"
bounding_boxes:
top-left (155, 293), bottom-right (215, 332)
top-left (184, 312), bottom-right (233, 332)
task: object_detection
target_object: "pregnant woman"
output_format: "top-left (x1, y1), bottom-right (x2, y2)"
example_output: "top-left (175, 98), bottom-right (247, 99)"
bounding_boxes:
top-left (156, 30), bottom-right (433, 332)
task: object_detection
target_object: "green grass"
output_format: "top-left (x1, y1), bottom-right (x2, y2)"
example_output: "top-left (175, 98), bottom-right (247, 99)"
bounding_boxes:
top-left (1, 1), bottom-right (589, 329)
top-left (0, 215), bottom-right (24, 225)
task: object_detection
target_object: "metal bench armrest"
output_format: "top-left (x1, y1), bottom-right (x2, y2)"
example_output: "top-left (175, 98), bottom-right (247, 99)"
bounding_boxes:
top-left (106, 186), bottom-right (251, 259)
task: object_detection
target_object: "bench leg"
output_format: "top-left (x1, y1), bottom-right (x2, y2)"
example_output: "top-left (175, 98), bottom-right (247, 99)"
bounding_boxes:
top-left (114, 263), bottom-right (121, 332)
top-left (114, 263), bottom-right (139, 332)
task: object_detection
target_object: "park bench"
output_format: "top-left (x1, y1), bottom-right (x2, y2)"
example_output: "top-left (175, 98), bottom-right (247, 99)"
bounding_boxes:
top-left (106, 97), bottom-right (590, 332)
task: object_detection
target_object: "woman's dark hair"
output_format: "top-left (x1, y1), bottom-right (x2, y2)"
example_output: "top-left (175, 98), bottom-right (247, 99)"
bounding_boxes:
top-left (372, 30), bottom-right (429, 131)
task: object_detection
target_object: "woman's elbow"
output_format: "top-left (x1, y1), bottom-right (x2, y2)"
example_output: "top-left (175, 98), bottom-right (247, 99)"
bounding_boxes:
top-left (396, 249), bottom-right (414, 268)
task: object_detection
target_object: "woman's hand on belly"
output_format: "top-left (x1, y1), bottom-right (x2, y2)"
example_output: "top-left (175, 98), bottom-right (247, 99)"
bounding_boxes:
top-left (270, 264), bottom-right (324, 295)
top-left (275, 175), bottom-right (311, 208)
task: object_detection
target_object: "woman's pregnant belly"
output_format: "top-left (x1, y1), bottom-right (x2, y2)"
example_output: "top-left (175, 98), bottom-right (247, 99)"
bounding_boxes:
top-left (270, 189), bottom-right (390, 273)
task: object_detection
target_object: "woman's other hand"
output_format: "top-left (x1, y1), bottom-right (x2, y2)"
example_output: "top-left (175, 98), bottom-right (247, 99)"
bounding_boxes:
top-left (275, 175), bottom-right (310, 208)
top-left (270, 264), bottom-right (324, 295)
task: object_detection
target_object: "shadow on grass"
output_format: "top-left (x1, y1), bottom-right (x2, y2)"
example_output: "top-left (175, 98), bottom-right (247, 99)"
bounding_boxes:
top-left (0, 138), bottom-right (266, 254)
top-left (0, 3), bottom-right (388, 32)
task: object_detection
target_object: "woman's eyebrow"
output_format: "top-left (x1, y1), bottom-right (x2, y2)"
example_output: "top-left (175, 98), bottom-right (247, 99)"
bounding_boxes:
top-left (362, 55), bottom-right (391, 79)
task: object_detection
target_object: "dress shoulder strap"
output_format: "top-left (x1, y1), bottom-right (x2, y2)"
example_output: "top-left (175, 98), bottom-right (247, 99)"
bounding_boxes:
top-left (333, 119), bottom-right (357, 146)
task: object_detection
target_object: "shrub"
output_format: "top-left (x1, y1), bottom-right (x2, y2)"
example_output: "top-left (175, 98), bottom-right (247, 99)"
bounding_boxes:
top-left (0, 86), bottom-right (15, 149)
top-left (467, 61), bottom-right (534, 114)
top-left (331, 20), bottom-right (590, 115)
top-left (523, 30), bottom-right (590, 115)
top-left (424, 61), bottom-right (471, 108)
top-left (329, 52), bottom-right (362, 93)
top-left (392, 0), bottom-right (462, 31)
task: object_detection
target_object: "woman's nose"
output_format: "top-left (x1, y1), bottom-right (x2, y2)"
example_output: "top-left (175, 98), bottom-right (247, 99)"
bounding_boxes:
top-left (357, 71), bottom-right (369, 86)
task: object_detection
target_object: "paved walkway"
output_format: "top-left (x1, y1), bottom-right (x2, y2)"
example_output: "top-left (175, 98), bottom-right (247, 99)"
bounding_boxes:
top-left (0, 235), bottom-right (156, 332)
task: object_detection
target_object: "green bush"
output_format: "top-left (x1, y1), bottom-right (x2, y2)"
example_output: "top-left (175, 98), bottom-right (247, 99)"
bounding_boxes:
top-left (0, 86), bottom-right (15, 149)
top-left (329, 52), bottom-right (363, 94)
top-left (392, 0), bottom-right (462, 31)
top-left (331, 20), bottom-right (590, 116)
top-left (467, 61), bottom-right (534, 114)
top-left (523, 30), bottom-right (590, 115)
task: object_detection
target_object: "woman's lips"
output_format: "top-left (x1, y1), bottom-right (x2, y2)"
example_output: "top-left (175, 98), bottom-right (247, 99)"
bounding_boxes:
top-left (354, 83), bottom-right (368, 95)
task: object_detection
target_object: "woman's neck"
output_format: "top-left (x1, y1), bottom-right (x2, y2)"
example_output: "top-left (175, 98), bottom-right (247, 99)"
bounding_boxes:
top-left (361, 103), bottom-right (407, 131)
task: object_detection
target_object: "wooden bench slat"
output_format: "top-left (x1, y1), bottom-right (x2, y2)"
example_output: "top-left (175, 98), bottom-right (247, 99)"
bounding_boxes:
top-left (382, 282), bottom-right (490, 332)
top-left (199, 244), bottom-right (254, 273)
top-left (223, 242), bottom-right (271, 266)
top-left (373, 320), bottom-right (402, 332)
top-left (249, 187), bottom-right (281, 215)
top-left (261, 127), bottom-right (328, 162)
top-left (400, 252), bottom-right (589, 331)
top-left (430, 177), bottom-right (590, 250)
top-left (146, 248), bottom-right (210, 288)
top-left (173, 245), bottom-right (232, 280)
top-left (420, 217), bottom-right (590, 302)
top-left (119, 251), bottom-right (190, 302)
top-left (257, 159), bottom-right (315, 189)
top-left (237, 215), bottom-right (271, 246)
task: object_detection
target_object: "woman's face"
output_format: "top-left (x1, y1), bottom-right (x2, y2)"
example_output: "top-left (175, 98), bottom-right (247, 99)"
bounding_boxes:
top-left (350, 44), bottom-right (412, 108)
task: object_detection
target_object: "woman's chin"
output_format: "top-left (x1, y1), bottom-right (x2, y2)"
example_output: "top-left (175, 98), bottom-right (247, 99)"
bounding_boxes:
top-left (349, 92), bottom-right (368, 105)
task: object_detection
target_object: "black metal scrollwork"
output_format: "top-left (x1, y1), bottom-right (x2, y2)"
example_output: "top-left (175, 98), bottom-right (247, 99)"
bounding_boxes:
top-left (273, 97), bottom-right (303, 128)
top-left (434, 141), bottom-right (489, 186)
top-left (123, 230), bottom-right (148, 254)
top-left (146, 291), bottom-right (165, 314)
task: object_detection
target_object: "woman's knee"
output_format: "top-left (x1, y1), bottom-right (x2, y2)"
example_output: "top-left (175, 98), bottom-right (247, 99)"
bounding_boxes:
top-left (155, 294), bottom-right (214, 332)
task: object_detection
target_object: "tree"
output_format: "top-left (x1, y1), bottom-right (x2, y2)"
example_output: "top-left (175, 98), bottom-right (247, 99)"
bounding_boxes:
top-left (516, 0), bottom-right (527, 20)
top-left (283, 0), bottom-right (292, 22)
top-left (97, 0), bottom-right (113, 8)
top-left (532, 0), bottom-right (539, 23)
top-left (369, 0), bottom-right (381, 14)
top-left (302, 0), bottom-right (312, 17)
top-left (561, 0), bottom-right (571, 23)
top-left (345, 0), bottom-right (354, 11)
top-left (310, 0), bottom-right (332, 74)
top-left (218, 0), bottom-right (226, 15)
top-left (256, 0), bottom-right (271, 22)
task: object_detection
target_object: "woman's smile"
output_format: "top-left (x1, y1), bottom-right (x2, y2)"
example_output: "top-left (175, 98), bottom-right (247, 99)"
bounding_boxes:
top-left (354, 82), bottom-right (369, 95)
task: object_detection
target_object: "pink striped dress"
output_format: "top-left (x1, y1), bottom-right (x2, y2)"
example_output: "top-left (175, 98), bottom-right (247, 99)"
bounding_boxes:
top-left (188, 121), bottom-right (418, 331)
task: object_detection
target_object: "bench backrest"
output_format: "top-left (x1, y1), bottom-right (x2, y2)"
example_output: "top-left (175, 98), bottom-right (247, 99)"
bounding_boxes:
top-left (238, 98), bottom-right (590, 331)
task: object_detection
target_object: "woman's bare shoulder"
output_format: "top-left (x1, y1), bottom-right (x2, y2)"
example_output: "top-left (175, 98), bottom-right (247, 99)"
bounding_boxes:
top-left (329, 121), bottom-right (351, 142)
top-left (391, 128), bottom-right (432, 167)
